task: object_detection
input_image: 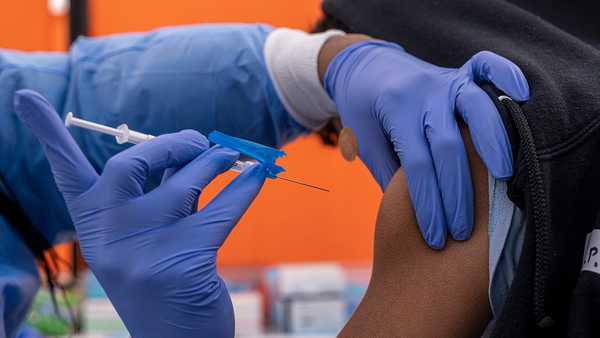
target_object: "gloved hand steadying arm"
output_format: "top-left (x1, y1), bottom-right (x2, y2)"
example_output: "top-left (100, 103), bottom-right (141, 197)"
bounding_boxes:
top-left (323, 40), bottom-right (529, 249)
top-left (14, 89), bottom-right (267, 338)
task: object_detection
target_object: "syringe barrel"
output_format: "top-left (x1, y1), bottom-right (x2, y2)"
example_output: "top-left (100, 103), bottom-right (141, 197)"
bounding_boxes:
top-left (116, 124), bottom-right (155, 144)
top-left (65, 113), bottom-right (253, 174)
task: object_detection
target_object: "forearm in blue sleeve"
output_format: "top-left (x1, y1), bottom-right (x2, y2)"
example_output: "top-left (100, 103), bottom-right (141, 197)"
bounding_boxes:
top-left (64, 24), bottom-right (308, 172)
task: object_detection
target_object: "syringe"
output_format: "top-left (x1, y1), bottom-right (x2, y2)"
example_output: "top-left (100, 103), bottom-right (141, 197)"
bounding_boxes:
top-left (64, 113), bottom-right (329, 191)
top-left (64, 112), bottom-right (254, 172)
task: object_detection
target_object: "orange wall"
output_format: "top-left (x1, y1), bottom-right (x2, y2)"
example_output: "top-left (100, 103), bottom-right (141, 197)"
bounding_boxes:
top-left (89, 0), bottom-right (325, 35)
top-left (0, 1), bottom-right (381, 266)
top-left (203, 137), bottom-right (380, 265)
top-left (0, 0), bottom-right (67, 51)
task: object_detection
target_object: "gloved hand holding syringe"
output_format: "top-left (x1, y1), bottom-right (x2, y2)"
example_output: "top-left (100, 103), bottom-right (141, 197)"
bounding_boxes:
top-left (64, 113), bottom-right (329, 192)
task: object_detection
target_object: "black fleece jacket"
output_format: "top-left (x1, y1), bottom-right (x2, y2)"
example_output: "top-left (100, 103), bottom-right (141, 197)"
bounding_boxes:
top-left (319, 0), bottom-right (600, 337)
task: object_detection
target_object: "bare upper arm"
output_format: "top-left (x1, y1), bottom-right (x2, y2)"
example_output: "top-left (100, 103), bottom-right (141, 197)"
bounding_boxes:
top-left (339, 125), bottom-right (491, 338)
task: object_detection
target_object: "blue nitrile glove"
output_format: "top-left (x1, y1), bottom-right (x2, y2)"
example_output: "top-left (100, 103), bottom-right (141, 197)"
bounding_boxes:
top-left (325, 41), bottom-right (529, 249)
top-left (14, 90), bottom-right (267, 338)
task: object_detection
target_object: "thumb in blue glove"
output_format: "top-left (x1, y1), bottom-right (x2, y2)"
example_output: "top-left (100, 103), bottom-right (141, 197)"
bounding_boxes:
top-left (14, 89), bottom-right (266, 338)
top-left (325, 41), bottom-right (529, 249)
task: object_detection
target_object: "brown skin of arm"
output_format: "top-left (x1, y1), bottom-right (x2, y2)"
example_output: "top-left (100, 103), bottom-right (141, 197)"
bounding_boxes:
top-left (339, 125), bottom-right (491, 338)
top-left (318, 34), bottom-right (371, 83)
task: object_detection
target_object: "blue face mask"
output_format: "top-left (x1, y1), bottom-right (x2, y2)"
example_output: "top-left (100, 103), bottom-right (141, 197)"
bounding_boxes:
top-left (487, 173), bottom-right (526, 317)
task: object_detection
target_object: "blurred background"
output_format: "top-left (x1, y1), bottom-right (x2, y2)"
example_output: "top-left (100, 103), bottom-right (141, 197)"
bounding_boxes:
top-left (1, 0), bottom-right (382, 337)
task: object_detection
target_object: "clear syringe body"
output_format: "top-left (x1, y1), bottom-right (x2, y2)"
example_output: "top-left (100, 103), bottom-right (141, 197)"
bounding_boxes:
top-left (64, 113), bottom-right (254, 172)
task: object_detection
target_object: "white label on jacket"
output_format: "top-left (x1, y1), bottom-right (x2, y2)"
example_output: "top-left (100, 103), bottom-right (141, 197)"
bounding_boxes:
top-left (582, 229), bottom-right (600, 274)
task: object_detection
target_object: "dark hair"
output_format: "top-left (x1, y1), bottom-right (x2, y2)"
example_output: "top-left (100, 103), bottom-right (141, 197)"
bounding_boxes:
top-left (312, 14), bottom-right (351, 34)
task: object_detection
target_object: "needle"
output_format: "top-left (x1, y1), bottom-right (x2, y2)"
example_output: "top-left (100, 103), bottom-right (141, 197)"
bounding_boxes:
top-left (277, 176), bottom-right (330, 192)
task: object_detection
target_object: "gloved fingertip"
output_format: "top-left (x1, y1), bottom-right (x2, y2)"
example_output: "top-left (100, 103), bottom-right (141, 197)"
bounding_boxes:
top-left (14, 89), bottom-right (49, 109)
top-left (175, 129), bottom-right (209, 148)
top-left (13, 89), bottom-right (54, 123)
top-left (422, 223), bottom-right (446, 250)
top-left (510, 70), bottom-right (531, 102)
top-left (470, 51), bottom-right (530, 102)
top-left (14, 88), bottom-right (41, 102)
top-left (451, 224), bottom-right (473, 242)
top-left (427, 235), bottom-right (446, 250)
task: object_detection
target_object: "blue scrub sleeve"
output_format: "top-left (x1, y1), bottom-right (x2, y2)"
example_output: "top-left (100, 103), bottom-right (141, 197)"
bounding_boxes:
top-left (65, 24), bottom-right (308, 173)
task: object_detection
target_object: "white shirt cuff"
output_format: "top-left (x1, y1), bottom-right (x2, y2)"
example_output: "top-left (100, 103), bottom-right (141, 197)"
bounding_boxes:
top-left (264, 28), bottom-right (345, 130)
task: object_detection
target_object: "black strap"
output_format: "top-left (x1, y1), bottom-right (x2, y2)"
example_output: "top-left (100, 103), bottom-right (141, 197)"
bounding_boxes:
top-left (0, 174), bottom-right (51, 259)
top-left (499, 96), bottom-right (553, 328)
top-left (69, 0), bottom-right (89, 44)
